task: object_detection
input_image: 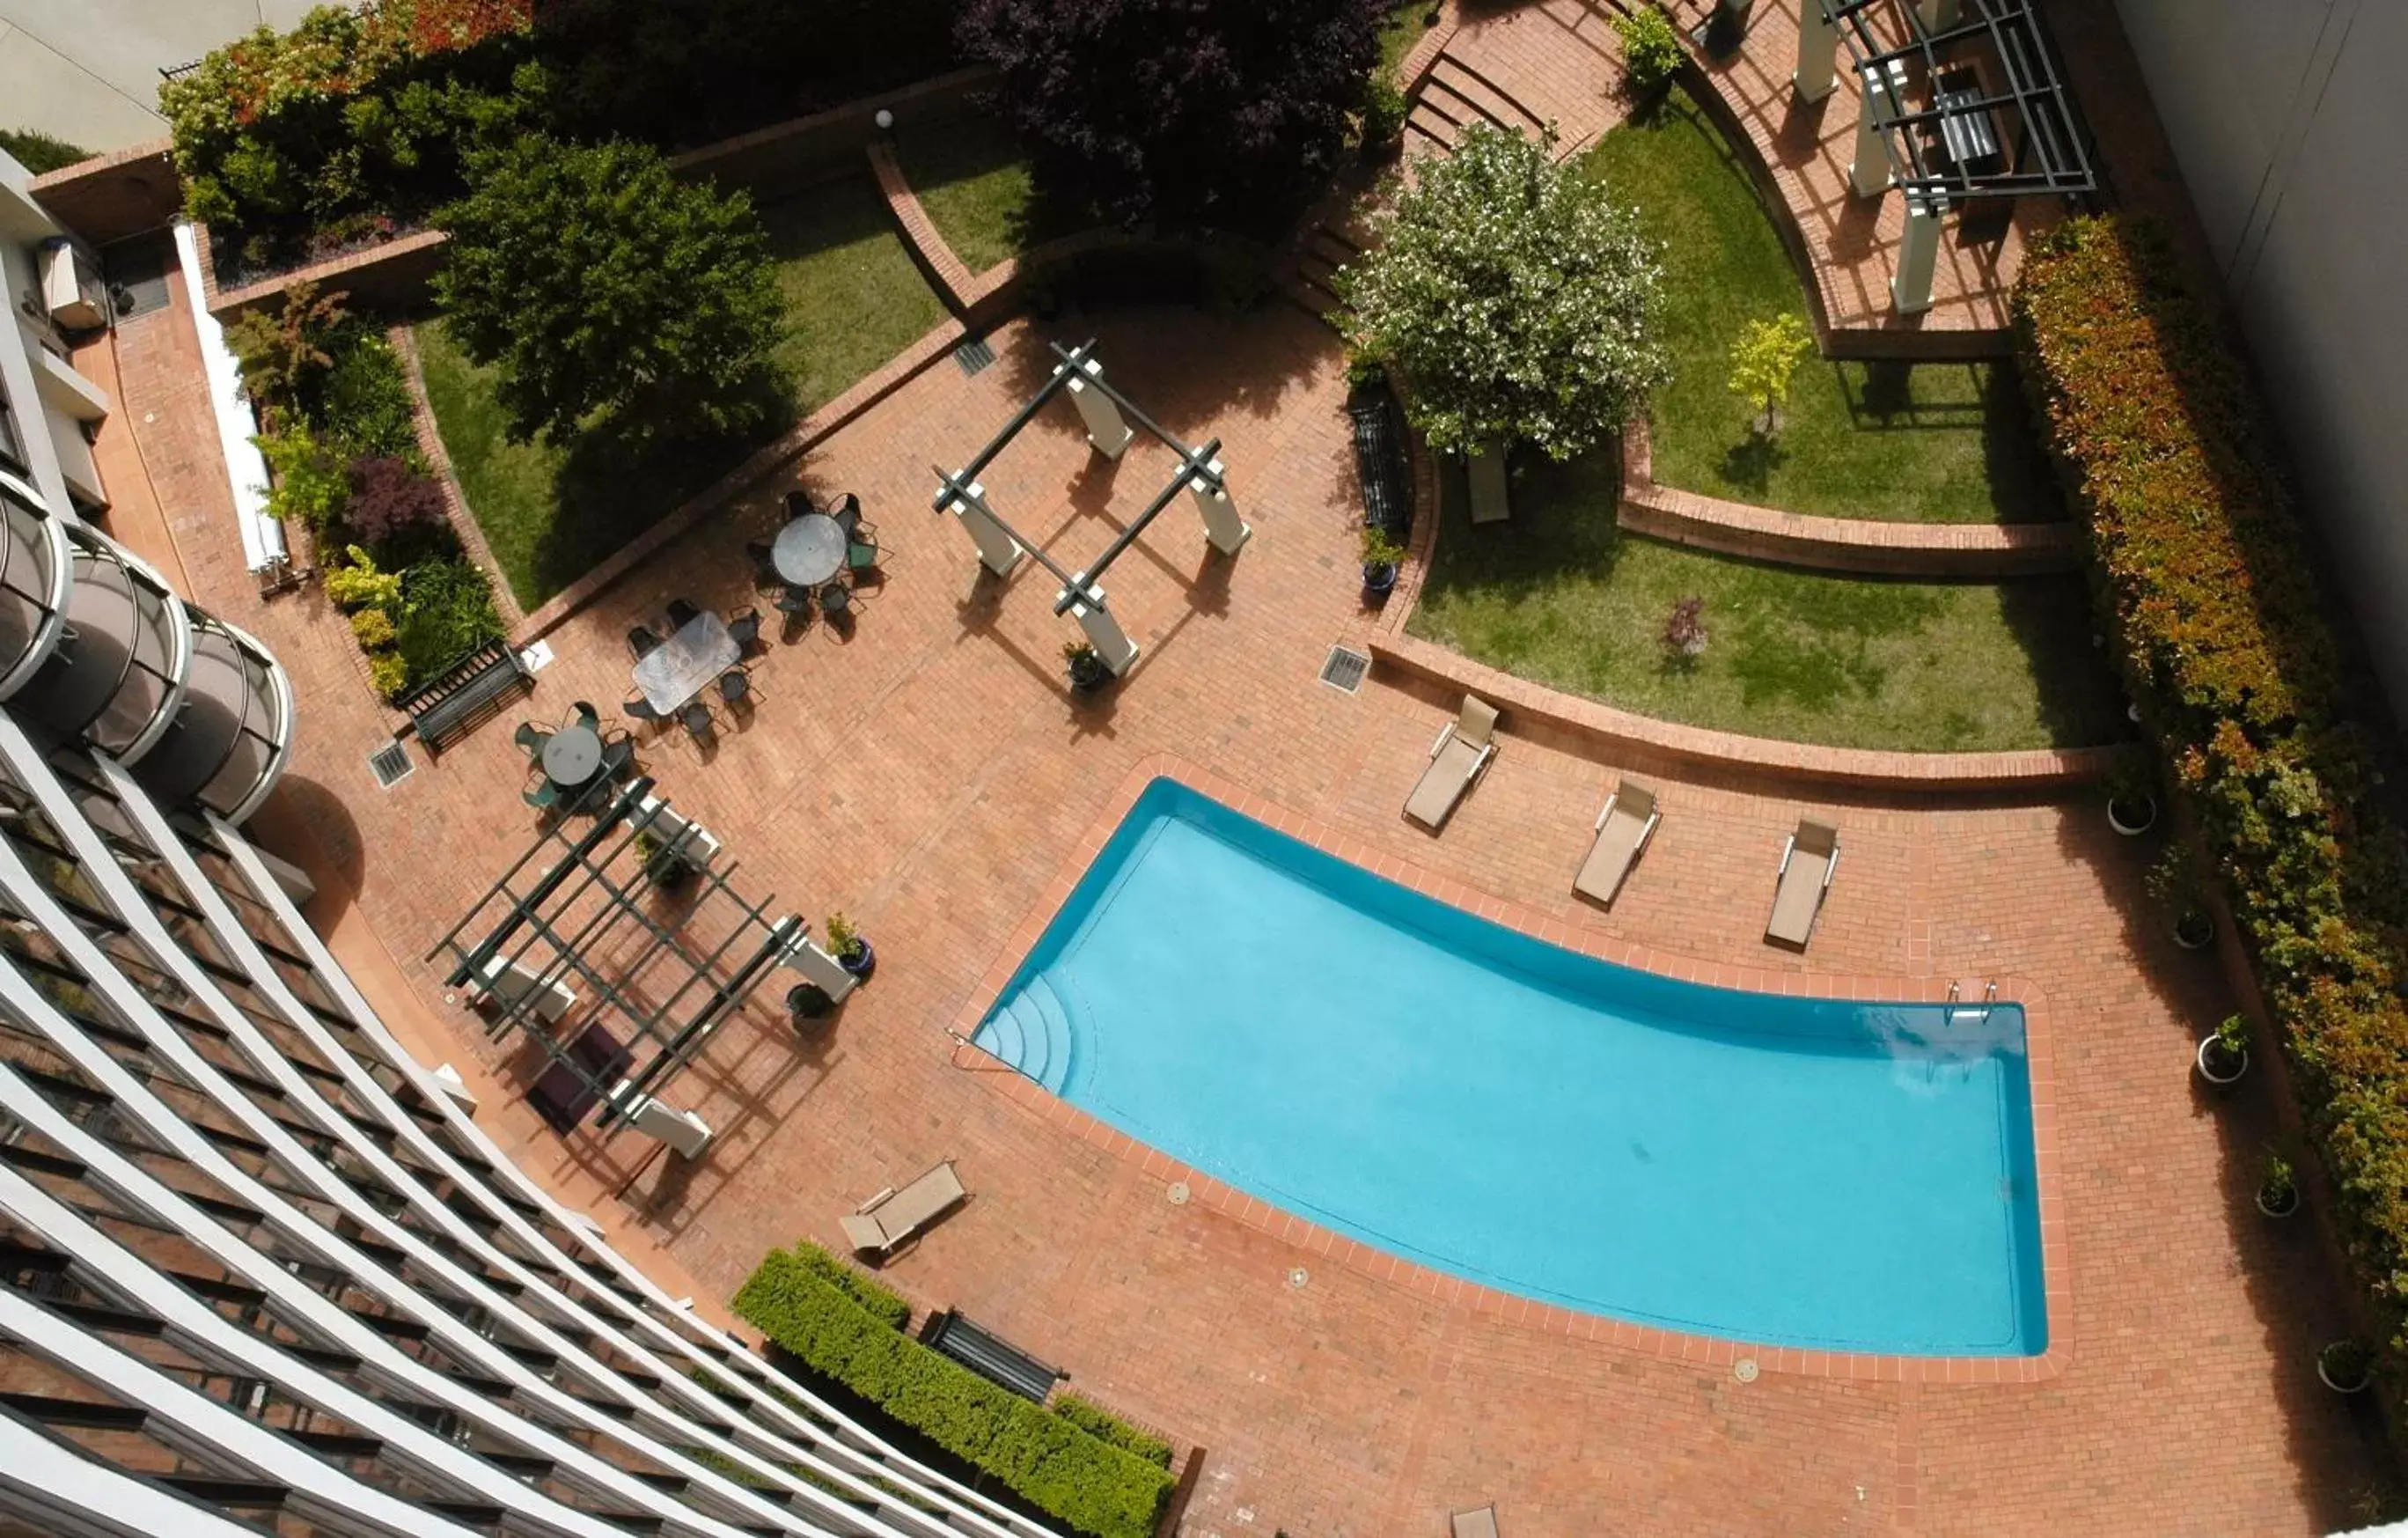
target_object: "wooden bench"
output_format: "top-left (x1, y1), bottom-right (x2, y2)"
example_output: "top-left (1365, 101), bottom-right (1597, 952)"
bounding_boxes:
top-left (399, 637), bottom-right (532, 754)
top-left (1347, 386), bottom-right (1415, 542)
top-left (921, 1310), bottom-right (1062, 1403)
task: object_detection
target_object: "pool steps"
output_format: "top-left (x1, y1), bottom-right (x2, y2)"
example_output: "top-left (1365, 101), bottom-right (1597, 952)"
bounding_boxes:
top-left (978, 973), bottom-right (1077, 1094)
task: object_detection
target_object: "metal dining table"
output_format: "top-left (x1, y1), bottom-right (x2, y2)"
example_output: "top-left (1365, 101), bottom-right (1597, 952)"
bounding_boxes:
top-left (773, 512), bottom-right (846, 587)
top-left (631, 611), bottom-right (741, 716)
top-left (540, 723), bottom-right (604, 786)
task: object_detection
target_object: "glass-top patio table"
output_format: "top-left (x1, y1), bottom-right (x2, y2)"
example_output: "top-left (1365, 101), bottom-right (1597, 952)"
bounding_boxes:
top-left (632, 611), bottom-right (740, 715)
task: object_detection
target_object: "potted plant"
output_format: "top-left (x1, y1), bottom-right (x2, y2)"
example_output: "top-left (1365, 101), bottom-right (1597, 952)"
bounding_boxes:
top-left (787, 981), bottom-right (834, 1026)
top-left (1358, 77), bottom-right (1408, 161)
top-left (1360, 526), bottom-right (1405, 599)
top-left (2147, 843), bottom-right (2214, 949)
top-left (635, 828), bottom-right (698, 893)
top-left (1063, 639), bottom-right (1111, 693)
top-left (2257, 1150), bottom-right (2299, 1218)
top-left (2195, 1012), bottom-right (2249, 1089)
top-left (2319, 1338), bottom-right (2375, 1395)
top-left (826, 911), bottom-right (875, 980)
top-left (2105, 759), bottom-right (2158, 837)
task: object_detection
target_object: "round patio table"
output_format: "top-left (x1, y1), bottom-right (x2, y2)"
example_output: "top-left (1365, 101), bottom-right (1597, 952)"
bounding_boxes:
top-left (541, 723), bottom-right (603, 786)
top-left (773, 513), bottom-right (845, 587)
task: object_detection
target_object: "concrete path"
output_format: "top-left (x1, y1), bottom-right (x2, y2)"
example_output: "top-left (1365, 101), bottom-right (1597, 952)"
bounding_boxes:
top-left (0, 0), bottom-right (330, 153)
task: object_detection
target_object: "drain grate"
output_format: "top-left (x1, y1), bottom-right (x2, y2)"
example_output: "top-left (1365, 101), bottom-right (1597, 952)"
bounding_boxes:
top-left (1318, 644), bottom-right (1370, 694)
top-left (366, 740), bottom-right (415, 790)
top-left (952, 336), bottom-right (997, 376)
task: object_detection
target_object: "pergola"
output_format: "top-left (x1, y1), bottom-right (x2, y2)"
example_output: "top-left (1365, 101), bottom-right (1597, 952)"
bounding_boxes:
top-left (930, 341), bottom-right (1251, 680)
top-left (1791, 0), bottom-right (2097, 313)
top-left (425, 776), bottom-right (858, 1157)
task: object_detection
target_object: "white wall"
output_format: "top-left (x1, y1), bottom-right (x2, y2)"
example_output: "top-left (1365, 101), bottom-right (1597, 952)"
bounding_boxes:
top-left (2114, 0), bottom-right (2408, 712)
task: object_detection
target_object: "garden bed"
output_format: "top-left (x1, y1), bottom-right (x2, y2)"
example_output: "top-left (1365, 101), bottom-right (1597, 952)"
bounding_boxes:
top-left (415, 173), bottom-right (946, 608)
top-left (1404, 453), bottom-right (2125, 752)
top-left (1582, 87), bottom-right (2056, 526)
top-left (891, 114), bottom-right (1077, 275)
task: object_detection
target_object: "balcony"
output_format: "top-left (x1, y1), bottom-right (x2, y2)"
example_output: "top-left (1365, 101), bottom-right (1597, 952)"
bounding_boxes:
top-left (0, 482), bottom-right (70, 694)
top-left (130, 612), bottom-right (290, 825)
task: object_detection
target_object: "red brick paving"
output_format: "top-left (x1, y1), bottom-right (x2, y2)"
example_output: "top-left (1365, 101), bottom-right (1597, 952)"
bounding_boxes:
top-left (98, 281), bottom-right (2387, 1534)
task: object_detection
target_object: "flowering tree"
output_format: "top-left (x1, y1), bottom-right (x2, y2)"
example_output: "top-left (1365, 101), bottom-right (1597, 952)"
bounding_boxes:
top-left (1728, 312), bottom-right (1815, 436)
top-left (1337, 124), bottom-right (1670, 460)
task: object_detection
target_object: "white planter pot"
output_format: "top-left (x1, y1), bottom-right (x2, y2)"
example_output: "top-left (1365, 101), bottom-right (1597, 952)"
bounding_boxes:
top-left (2318, 1352), bottom-right (2372, 1395)
top-left (2107, 795), bottom-right (2157, 837)
top-left (2195, 1036), bottom-right (2247, 1087)
top-left (2256, 1187), bottom-right (2299, 1218)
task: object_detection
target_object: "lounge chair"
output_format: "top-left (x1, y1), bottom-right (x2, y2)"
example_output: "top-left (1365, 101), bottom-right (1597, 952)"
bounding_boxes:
top-left (1468, 447), bottom-right (1509, 525)
top-left (1766, 818), bottom-right (1841, 949)
top-left (1405, 695), bottom-right (1500, 830)
top-left (1574, 780), bottom-right (1661, 907)
top-left (841, 1159), bottom-right (966, 1259)
top-left (1450, 1505), bottom-right (1501, 1538)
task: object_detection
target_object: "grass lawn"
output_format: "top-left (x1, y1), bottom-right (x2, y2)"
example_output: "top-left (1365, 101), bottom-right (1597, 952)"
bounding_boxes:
top-left (417, 174), bottom-right (947, 607)
top-left (892, 114), bottom-right (1083, 274)
top-left (1406, 454), bottom-right (2124, 752)
top-left (1577, 90), bottom-right (2057, 525)
top-left (1377, 0), bottom-right (1441, 78)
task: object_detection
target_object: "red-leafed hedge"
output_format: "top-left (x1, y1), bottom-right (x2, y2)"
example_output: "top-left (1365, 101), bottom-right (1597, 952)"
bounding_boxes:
top-left (2016, 216), bottom-right (2408, 1397)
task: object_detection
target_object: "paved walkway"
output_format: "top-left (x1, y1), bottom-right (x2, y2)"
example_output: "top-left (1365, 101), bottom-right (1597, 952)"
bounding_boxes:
top-left (99, 272), bottom-right (2388, 1532)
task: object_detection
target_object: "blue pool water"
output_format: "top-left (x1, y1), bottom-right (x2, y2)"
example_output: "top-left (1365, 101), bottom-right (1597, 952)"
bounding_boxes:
top-left (976, 781), bottom-right (2046, 1357)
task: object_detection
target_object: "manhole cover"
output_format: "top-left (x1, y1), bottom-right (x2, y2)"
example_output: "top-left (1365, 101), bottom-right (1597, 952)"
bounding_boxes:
top-left (367, 740), bottom-right (414, 790)
top-left (1732, 1358), bottom-right (1759, 1383)
top-left (1287, 1267), bottom-right (1310, 1290)
top-left (1166, 1181), bottom-right (1190, 1206)
top-left (953, 336), bottom-right (997, 376)
top-left (1318, 644), bottom-right (1370, 694)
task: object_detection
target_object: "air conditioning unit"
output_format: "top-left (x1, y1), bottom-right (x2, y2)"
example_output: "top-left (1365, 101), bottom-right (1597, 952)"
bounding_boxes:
top-left (39, 239), bottom-right (105, 331)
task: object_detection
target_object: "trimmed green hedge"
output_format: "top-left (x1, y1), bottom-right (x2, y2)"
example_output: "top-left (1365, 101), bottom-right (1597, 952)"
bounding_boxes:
top-left (732, 1247), bottom-right (1174, 1538)
top-left (789, 1241), bottom-right (912, 1330)
top-left (2015, 217), bottom-right (2408, 1394)
top-left (1053, 1393), bottom-right (1173, 1469)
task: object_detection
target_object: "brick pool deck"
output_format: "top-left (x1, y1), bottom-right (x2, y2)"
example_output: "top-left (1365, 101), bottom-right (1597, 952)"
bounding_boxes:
top-left (102, 270), bottom-right (2389, 1534)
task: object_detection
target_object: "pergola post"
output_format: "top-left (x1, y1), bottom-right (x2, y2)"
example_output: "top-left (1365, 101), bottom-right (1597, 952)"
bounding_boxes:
top-left (1066, 588), bottom-right (1140, 676)
top-left (1793, 0), bottom-right (1839, 102)
top-left (775, 929), bottom-right (859, 1004)
top-left (1186, 457), bottom-right (1251, 556)
top-left (1850, 60), bottom-right (1904, 196)
top-left (609, 1085), bottom-right (712, 1159)
top-left (946, 475), bottom-right (1024, 577)
top-left (1062, 357), bottom-right (1134, 460)
top-left (1891, 194), bottom-right (1944, 313)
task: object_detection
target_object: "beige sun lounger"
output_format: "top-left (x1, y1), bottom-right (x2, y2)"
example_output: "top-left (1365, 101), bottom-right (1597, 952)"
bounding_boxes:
top-left (1575, 780), bottom-right (1661, 907)
top-left (1450, 1505), bottom-right (1501, 1538)
top-left (1406, 695), bottom-right (1500, 830)
top-left (1468, 448), bottom-right (1510, 525)
top-left (840, 1159), bottom-right (966, 1259)
top-left (1766, 818), bottom-right (1840, 948)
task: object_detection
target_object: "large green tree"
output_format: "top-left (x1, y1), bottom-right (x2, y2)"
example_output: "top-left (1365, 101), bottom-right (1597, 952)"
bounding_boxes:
top-left (433, 136), bottom-right (785, 445)
top-left (1337, 124), bottom-right (1670, 460)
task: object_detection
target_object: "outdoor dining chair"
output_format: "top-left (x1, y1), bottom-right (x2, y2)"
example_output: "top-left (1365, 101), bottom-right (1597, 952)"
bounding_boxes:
top-left (569, 700), bottom-right (600, 732)
top-left (624, 690), bottom-right (664, 726)
top-left (719, 668), bottom-right (751, 708)
top-left (819, 581), bottom-right (852, 618)
top-left (775, 585), bottom-right (813, 618)
top-left (832, 493), bottom-right (861, 537)
top-left (523, 782), bottom-right (560, 811)
top-left (681, 703), bottom-right (715, 745)
top-left (782, 488), bottom-right (818, 520)
top-left (599, 736), bottom-right (637, 783)
top-left (746, 541), bottom-right (782, 590)
top-left (727, 607), bottom-right (762, 651)
top-left (628, 625), bottom-right (661, 660)
top-left (666, 597), bottom-right (701, 630)
top-left (847, 537), bottom-right (879, 574)
top-left (512, 722), bottom-right (551, 759)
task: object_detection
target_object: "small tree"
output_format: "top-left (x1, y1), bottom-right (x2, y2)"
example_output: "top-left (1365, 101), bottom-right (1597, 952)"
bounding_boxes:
top-left (958, 0), bottom-right (1390, 231)
top-left (433, 136), bottom-right (787, 445)
top-left (1727, 313), bottom-right (1815, 436)
top-left (1612, 7), bottom-right (1685, 98)
top-left (224, 280), bottom-right (348, 417)
top-left (1337, 123), bottom-right (1670, 460)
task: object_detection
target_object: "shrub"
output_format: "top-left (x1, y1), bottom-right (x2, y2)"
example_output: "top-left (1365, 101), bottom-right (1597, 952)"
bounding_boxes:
top-left (346, 455), bottom-right (445, 545)
top-left (393, 557), bottom-right (503, 682)
top-left (788, 1242), bottom-right (911, 1329)
top-left (1663, 595), bottom-right (1707, 659)
top-left (433, 136), bottom-right (787, 445)
top-left (322, 545), bottom-right (404, 611)
top-left (349, 607), bottom-right (397, 647)
top-left (1727, 312), bottom-right (1815, 437)
top-left (958, 0), bottom-right (1389, 233)
top-left (1338, 122), bottom-right (1670, 460)
top-left (320, 330), bottom-right (421, 459)
top-left (256, 425), bottom-right (349, 530)
top-left (2015, 214), bottom-right (2408, 1403)
top-left (1052, 1394), bottom-right (1173, 1470)
top-left (1612, 6), bottom-right (1685, 97)
top-left (1359, 76), bottom-right (1409, 153)
top-left (733, 1246), bottom-right (1174, 1538)
top-left (225, 282), bottom-right (349, 419)
top-left (366, 649), bottom-right (410, 700)
top-left (0, 128), bottom-right (92, 175)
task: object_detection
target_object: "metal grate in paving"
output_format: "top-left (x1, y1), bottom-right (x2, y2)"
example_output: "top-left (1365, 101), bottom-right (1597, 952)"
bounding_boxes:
top-left (367, 741), bottom-right (415, 790)
top-left (1318, 645), bottom-right (1370, 694)
top-left (952, 336), bottom-right (996, 376)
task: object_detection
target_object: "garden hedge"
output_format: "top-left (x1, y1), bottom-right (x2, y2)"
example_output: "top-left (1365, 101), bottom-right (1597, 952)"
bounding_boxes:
top-left (2015, 216), bottom-right (2408, 1395)
top-left (732, 1245), bottom-right (1174, 1538)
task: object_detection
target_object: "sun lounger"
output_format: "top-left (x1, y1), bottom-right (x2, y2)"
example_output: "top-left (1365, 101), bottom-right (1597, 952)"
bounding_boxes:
top-left (1575, 780), bottom-right (1661, 907)
top-left (1766, 818), bottom-right (1840, 948)
top-left (1450, 1505), bottom-right (1501, 1538)
top-left (840, 1159), bottom-right (967, 1259)
top-left (1468, 448), bottom-right (1509, 525)
top-left (1406, 695), bottom-right (1500, 830)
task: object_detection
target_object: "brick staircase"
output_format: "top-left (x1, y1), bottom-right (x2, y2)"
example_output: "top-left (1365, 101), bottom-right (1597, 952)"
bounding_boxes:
top-left (1406, 48), bottom-right (1552, 158)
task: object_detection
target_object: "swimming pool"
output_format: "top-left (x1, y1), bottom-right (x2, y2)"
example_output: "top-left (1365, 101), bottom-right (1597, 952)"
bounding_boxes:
top-left (975, 780), bottom-right (2046, 1357)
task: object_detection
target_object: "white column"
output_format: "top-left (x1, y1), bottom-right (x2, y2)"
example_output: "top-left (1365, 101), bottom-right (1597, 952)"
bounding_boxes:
top-left (1919, 0), bottom-right (1961, 29)
top-left (945, 476), bottom-right (1024, 577)
top-left (1891, 194), bottom-right (1944, 314)
top-left (430, 1063), bottom-right (480, 1114)
top-left (1065, 588), bottom-right (1140, 676)
top-left (475, 953), bottom-right (575, 1025)
top-left (775, 927), bottom-right (859, 1004)
top-left (1851, 61), bottom-right (1903, 197)
top-left (1063, 357), bottom-right (1134, 460)
top-left (1186, 457), bottom-right (1251, 555)
top-left (1793, 0), bottom-right (1838, 102)
top-left (612, 1087), bottom-right (712, 1159)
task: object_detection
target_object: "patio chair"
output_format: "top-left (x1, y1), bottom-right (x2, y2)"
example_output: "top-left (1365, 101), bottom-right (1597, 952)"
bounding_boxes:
top-left (847, 537), bottom-right (880, 574)
top-left (719, 668), bottom-right (750, 708)
top-left (819, 581), bottom-right (851, 618)
top-left (726, 607), bottom-right (762, 652)
top-left (569, 700), bottom-right (599, 732)
top-left (746, 541), bottom-right (782, 590)
top-left (624, 690), bottom-right (664, 726)
top-left (1574, 780), bottom-right (1661, 909)
top-left (1404, 695), bottom-right (1500, 831)
top-left (832, 493), bottom-right (861, 537)
top-left (665, 597), bottom-right (701, 630)
top-left (840, 1159), bottom-right (967, 1260)
top-left (1450, 1505), bottom-right (1501, 1538)
top-left (628, 625), bottom-right (662, 660)
top-left (523, 781), bottom-right (559, 811)
top-left (775, 584), bottom-right (813, 618)
top-left (681, 703), bottom-right (715, 745)
top-left (783, 488), bottom-right (819, 520)
top-left (599, 735), bottom-right (637, 782)
top-left (1468, 447), bottom-right (1510, 526)
top-left (512, 722), bottom-right (550, 759)
top-left (1766, 818), bottom-right (1841, 950)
